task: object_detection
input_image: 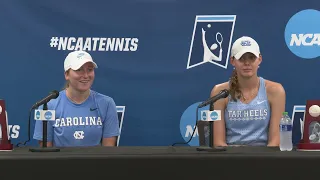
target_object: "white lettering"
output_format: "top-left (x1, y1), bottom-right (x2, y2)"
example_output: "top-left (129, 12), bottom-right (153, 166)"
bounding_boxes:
top-left (92, 37), bottom-right (99, 51)
top-left (97, 117), bottom-right (102, 125)
top-left (130, 38), bottom-right (139, 51)
top-left (123, 38), bottom-right (131, 51)
top-left (0, 125), bottom-right (21, 139)
top-left (73, 117), bottom-right (79, 126)
top-left (60, 118), bottom-right (66, 126)
top-left (79, 117), bottom-right (85, 125)
top-left (227, 109), bottom-right (269, 120)
top-left (58, 37), bottom-right (68, 50)
top-left (115, 38), bottom-right (124, 51)
top-left (185, 125), bottom-right (198, 137)
top-left (237, 111), bottom-right (241, 118)
top-left (290, 33), bottom-right (320, 46)
top-left (66, 117), bottom-right (72, 126)
top-left (99, 38), bottom-right (106, 51)
top-left (254, 110), bottom-right (259, 116)
top-left (243, 110), bottom-right (249, 117)
top-left (67, 37), bottom-right (76, 50)
top-left (56, 37), bottom-right (139, 51)
top-left (74, 37), bottom-right (83, 50)
top-left (83, 38), bottom-right (92, 51)
top-left (54, 116), bottom-right (102, 127)
top-left (89, 117), bottom-right (96, 125)
top-left (10, 125), bottom-right (20, 138)
top-left (231, 111), bottom-right (236, 118)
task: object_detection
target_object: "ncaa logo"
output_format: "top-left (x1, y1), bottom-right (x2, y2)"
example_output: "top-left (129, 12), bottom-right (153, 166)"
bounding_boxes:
top-left (44, 111), bottom-right (52, 120)
top-left (201, 110), bottom-right (221, 121)
top-left (35, 110), bottom-right (41, 120)
top-left (202, 111), bottom-right (207, 120)
top-left (210, 111), bottom-right (218, 120)
top-left (187, 15), bottom-right (236, 69)
top-left (284, 9), bottom-right (320, 59)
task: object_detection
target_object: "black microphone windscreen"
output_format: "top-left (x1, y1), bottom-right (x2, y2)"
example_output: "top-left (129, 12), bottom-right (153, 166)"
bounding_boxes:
top-left (51, 90), bottom-right (59, 98)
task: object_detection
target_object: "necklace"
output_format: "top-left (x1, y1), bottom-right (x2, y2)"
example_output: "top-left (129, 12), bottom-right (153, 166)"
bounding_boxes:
top-left (68, 96), bottom-right (88, 104)
top-left (66, 89), bottom-right (90, 104)
top-left (240, 78), bottom-right (260, 102)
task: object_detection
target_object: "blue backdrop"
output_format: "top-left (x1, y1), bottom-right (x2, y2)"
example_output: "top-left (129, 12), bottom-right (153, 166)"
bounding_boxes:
top-left (0, 0), bottom-right (319, 147)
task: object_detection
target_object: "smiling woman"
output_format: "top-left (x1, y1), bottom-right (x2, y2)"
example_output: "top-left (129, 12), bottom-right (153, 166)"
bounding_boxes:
top-left (33, 50), bottom-right (120, 147)
top-left (210, 36), bottom-right (286, 147)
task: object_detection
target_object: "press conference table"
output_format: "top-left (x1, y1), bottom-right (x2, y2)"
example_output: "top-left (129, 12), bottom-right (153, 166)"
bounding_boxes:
top-left (0, 146), bottom-right (318, 179)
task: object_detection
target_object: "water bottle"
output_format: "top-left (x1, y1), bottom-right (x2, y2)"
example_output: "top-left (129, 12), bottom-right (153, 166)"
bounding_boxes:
top-left (279, 112), bottom-right (293, 151)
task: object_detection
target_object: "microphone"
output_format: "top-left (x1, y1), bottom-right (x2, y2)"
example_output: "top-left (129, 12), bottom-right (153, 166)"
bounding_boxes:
top-left (31, 90), bottom-right (59, 110)
top-left (16, 90), bottom-right (60, 152)
top-left (171, 89), bottom-right (229, 148)
top-left (198, 89), bottom-right (229, 108)
top-left (29, 90), bottom-right (60, 152)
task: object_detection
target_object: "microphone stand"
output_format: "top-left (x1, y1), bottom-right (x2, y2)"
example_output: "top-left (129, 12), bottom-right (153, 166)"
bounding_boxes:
top-left (196, 102), bottom-right (226, 152)
top-left (29, 103), bottom-right (60, 152)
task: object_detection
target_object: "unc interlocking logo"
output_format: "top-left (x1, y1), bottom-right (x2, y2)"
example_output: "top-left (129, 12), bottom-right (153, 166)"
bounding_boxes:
top-left (187, 15), bottom-right (236, 69)
top-left (73, 131), bottom-right (84, 140)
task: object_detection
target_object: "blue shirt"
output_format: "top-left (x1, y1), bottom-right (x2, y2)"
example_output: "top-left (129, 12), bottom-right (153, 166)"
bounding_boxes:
top-left (224, 77), bottom-right (271, 146)
top-left (33, 90), bottom-right (120, 147)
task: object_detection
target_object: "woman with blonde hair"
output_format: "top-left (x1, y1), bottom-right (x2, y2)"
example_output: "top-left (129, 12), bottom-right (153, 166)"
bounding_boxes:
top-left (33, 50), bottom-right (119, 147)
